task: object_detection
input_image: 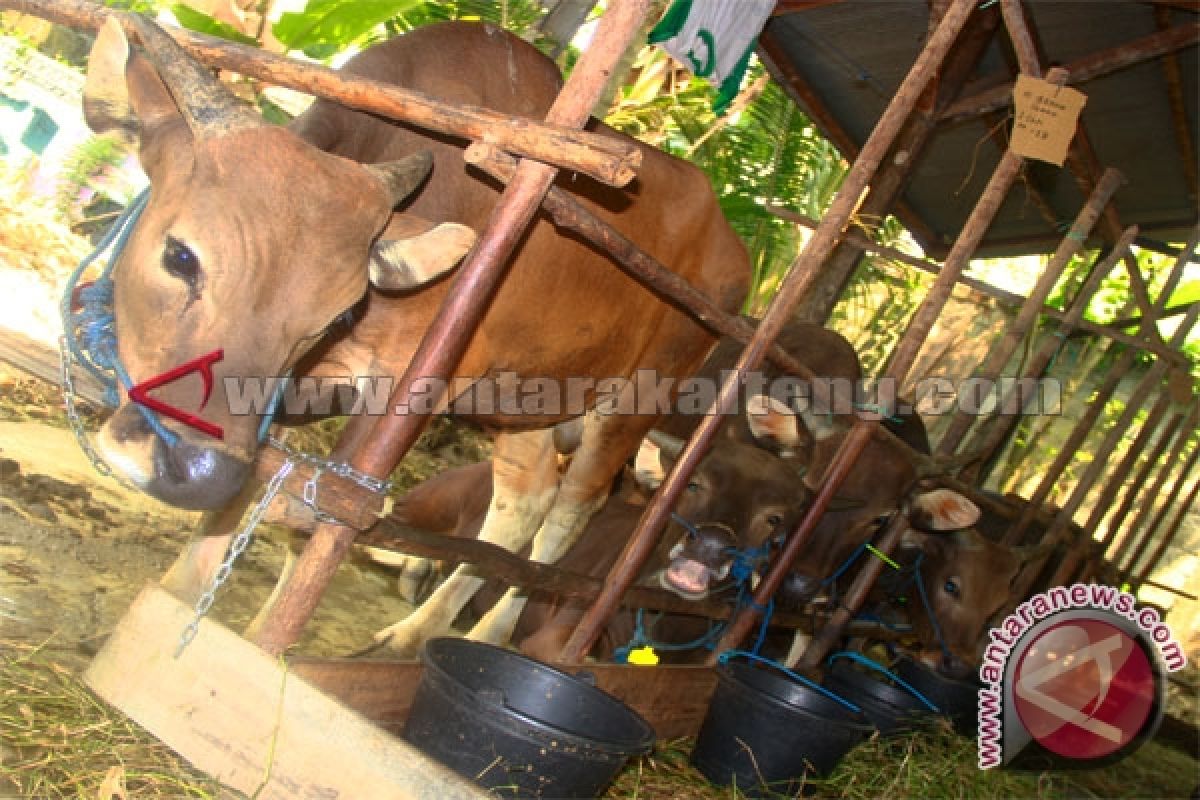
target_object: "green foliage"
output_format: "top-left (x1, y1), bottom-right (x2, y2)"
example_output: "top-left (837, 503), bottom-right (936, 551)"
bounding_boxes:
top-left (273, 0), bottom-right (548, 60)
top-left (171, 5), bottom-right (258, 46)
top-left (274, 0), bottom-right (424, 59)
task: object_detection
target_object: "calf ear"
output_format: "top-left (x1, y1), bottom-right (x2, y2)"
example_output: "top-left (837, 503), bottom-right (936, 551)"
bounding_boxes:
top-left (745, 394), bottom-right (804, 452)
top-left (84, 17), bottom-right (186, 151)
top-left (908, 488), bottom-right (980, 531)
top-left (369, 222), bottom-right (476, 290)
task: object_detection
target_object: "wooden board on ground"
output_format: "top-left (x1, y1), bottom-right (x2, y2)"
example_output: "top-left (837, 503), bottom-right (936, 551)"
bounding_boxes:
top-left (0, 326), bottom-right (107, 406)
top-left (83, 585), bottom-right (488, 800)
top-left (292, 656), bottom-right (719, 740)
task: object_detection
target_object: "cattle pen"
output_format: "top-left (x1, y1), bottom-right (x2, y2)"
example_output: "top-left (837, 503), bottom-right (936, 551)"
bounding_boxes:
top-left (0, 0), bottom-right (1197, 797)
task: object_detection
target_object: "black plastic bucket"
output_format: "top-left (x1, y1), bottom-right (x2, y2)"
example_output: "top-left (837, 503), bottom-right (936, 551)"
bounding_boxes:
top-left (401, 638), bottom-right (655, 798)
top-left (691, 654), bottom-right (872, 797)
top-left (895, 654), bottom-right (982, 737)
top-left (824, 653), bottom-right (939, 736)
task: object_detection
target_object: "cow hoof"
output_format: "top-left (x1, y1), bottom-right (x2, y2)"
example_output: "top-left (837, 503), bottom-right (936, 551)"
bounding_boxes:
top-left (372, 621), bottom-right (430, 659)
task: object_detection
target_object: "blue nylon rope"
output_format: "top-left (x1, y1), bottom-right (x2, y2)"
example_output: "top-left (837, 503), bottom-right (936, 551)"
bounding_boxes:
top-left (718, 649), bottom-right (862, 714)
top-left (827, 650), bottom-right (940, 712)
top-left (61, 189), bottom-right (179, 446)
top-left (62, 189), bottom-right (285, 451)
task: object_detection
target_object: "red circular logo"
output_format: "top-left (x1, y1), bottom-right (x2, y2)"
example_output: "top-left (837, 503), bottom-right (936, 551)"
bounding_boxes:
top-left (1012, 618), bottom-right (1156, 761)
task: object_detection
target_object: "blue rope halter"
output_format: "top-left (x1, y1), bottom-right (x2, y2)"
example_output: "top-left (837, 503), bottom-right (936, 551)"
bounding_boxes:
top-left (614, 513), bottom-right (779, 662)
top-left (60, 190), bottom-right (288, 457)
top-left (60, 189), bottom-right (178, 446)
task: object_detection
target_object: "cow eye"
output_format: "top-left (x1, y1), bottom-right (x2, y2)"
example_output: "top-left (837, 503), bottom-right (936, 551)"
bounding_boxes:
top-left (943, 578), bottom-right (960, 596)
top-left (686, 480), bottom-right (702, 493)
top-left (163, 236), bottom-right (200, 283)
top-left (767, 513), bottom-right (783, 528)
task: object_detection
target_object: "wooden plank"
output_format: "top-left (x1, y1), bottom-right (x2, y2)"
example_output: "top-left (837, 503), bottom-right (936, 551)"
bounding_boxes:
top-left (291, 657), bottom-right (719, 741)
top-left (84, 586), bottom-right (487, 800)
top-left (0, 327), bottom-right (107, 407)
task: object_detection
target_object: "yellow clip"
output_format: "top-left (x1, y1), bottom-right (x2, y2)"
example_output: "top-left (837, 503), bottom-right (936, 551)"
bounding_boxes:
top-left (627, 646), bottom-right (659, 666)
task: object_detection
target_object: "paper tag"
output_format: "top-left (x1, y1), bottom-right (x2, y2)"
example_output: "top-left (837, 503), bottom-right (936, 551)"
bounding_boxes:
top-left (1011, 75), bottom-right (1087, 166)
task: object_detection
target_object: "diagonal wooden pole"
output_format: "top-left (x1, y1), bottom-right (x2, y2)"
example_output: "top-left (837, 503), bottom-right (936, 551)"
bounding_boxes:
top-left (560, 0), bottom-right (982, 663)
top-left (251, 0), bottom-right (655, 655)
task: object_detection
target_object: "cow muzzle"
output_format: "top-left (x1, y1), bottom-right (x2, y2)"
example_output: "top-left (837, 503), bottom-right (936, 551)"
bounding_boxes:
top-left (97, 405), bottom-right (251, 510)
top-left (660, 522), bottom-right (737, 600)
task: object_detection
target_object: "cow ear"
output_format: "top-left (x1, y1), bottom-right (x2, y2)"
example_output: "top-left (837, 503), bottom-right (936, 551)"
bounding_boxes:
top-left (908, 488), bottom-right (980, 531)
top-left (745, 394), bottom-right (804, 453)
top-left (85, 18), bottom-right (187, 146)
top-left (369, 222), bottom-right (476, 291)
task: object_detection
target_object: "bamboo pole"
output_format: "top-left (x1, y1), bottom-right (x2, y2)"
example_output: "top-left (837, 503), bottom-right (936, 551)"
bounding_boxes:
top-left (935, 169), bottom-right (1125, 457)
top-left (961, 229), bottom-right (1136, 485)
top-left (715, 59), bottom-right (1072, 667)
top-left (1005, 300), bottom-right (1200, 601)
top-left (560, 0), bottom-right (981, 664)
top-left (765, 205), bottom-right (1187, 362)
top-left (1133, 460), bottom-right (1200, 589)
top-left (1103, 404), bottom-right (1197, 556)
top-left (251, 0), bottom-right (655, 656)
top-left (1, 0), bottom-right (641, 187)
top-left (1120, 436), bottom-right (1200, 577)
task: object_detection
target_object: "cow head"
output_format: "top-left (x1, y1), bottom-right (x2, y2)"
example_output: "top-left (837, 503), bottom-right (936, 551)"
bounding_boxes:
top-left (890, 512), bottom-right (1056, 679)
top-left (82, 17), bottom-right (474, 509)
top-left (637, 431), bottom-right (806, 600)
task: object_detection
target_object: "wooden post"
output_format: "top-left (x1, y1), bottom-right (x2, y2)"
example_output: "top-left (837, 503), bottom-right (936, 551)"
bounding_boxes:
top-left (3, 0), bottom-right (641, 187)
top-left (796, 513), bottom-right (910, 671)
top-left (250, 0), bottom-right (655, 655)
top-left (709, 65), bottom-right (1070, 665)
top-left (960, 230), bottom-right (1134, 485)
top-left (1047, 390), bottom-right (1176, 584)
top-left (935, 169), bottom-right (1124, 457)
top-left (1103, 404), bottom-right (1197, 557)
top-left (1121, 437), bottom-right (1200, 579)
top-left (1133, 459), bottom-right (1200, 589)
top-left (560, 0), bottom-right (981, 664)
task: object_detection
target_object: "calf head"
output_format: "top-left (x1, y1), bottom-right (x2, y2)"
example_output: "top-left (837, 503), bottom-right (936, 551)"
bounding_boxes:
top-left (892, 521), bottom-right (1043, 679)
top-left (83, 17), bottom-right (473, 508)
top-left (638, 431), bottom-right (805, 600)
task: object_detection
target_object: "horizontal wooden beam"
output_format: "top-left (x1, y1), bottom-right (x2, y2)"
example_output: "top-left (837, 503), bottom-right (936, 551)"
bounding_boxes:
top-left (940, 22), bottom-right (1200, 122)
top-left (1, 0), bottom-right (641, 187)
top-left (292, 657), bottom-right (719, 740)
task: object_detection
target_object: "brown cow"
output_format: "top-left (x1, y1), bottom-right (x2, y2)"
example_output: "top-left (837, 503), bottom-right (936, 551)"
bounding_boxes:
top-left (381, 432), bottom-right (808, 662)
top-left (82, 18), bottom-right (747, 654)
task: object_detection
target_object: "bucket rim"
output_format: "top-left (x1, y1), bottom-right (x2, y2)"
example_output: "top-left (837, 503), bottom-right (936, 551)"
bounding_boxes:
top-left (716, 661), bottom-right (873, 732)
top-left (420, 637), bottom-right (657, 755)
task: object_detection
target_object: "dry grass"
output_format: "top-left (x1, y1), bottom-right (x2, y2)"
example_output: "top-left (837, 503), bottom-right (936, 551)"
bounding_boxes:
top-left (3, 638), bottom-right (1193, 800)
top-left (0, 638), bottom-right (224, 799)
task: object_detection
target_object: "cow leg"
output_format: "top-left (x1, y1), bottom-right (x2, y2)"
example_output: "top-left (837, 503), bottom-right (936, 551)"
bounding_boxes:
top-left (159, 479), bottom-right (260, 604)
top-left (467, 407), bottom-right (657, 647)
top-left (373, 428), bottom-right (559, 656)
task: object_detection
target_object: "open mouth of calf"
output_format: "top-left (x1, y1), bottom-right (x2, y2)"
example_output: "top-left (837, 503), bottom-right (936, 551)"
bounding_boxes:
top-left (660, 555), bottom-right (731, 600)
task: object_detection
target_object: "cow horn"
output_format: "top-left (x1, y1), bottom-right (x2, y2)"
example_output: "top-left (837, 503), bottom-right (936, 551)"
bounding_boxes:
top-left (127, 14), bottom-right (263, 137)
top-left (646, 430), bottom-right (685, 460)
top-left (366, 152), bottom-right (434, 207)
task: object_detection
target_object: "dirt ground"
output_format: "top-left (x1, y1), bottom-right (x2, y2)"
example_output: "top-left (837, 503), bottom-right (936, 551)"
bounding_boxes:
top-left (0, 368), bottom-right (483, 670)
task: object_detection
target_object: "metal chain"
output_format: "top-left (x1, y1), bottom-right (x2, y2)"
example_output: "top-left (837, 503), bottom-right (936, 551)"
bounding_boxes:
top-left (175, 458), bottom-right (295, 657)
top-left (58, 334), bottom-right (118, 480)
top-left (268, 434), bottom-right (394, 501)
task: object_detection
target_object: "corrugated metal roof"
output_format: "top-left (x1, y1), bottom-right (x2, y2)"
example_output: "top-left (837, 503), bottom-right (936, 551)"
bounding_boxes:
top-left (759, 1), bottom-right (1198, 257)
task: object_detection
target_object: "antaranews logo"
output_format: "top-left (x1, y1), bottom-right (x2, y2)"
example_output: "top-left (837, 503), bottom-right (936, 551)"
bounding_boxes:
top-left (978, 583), bottom-right (1186, 770)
